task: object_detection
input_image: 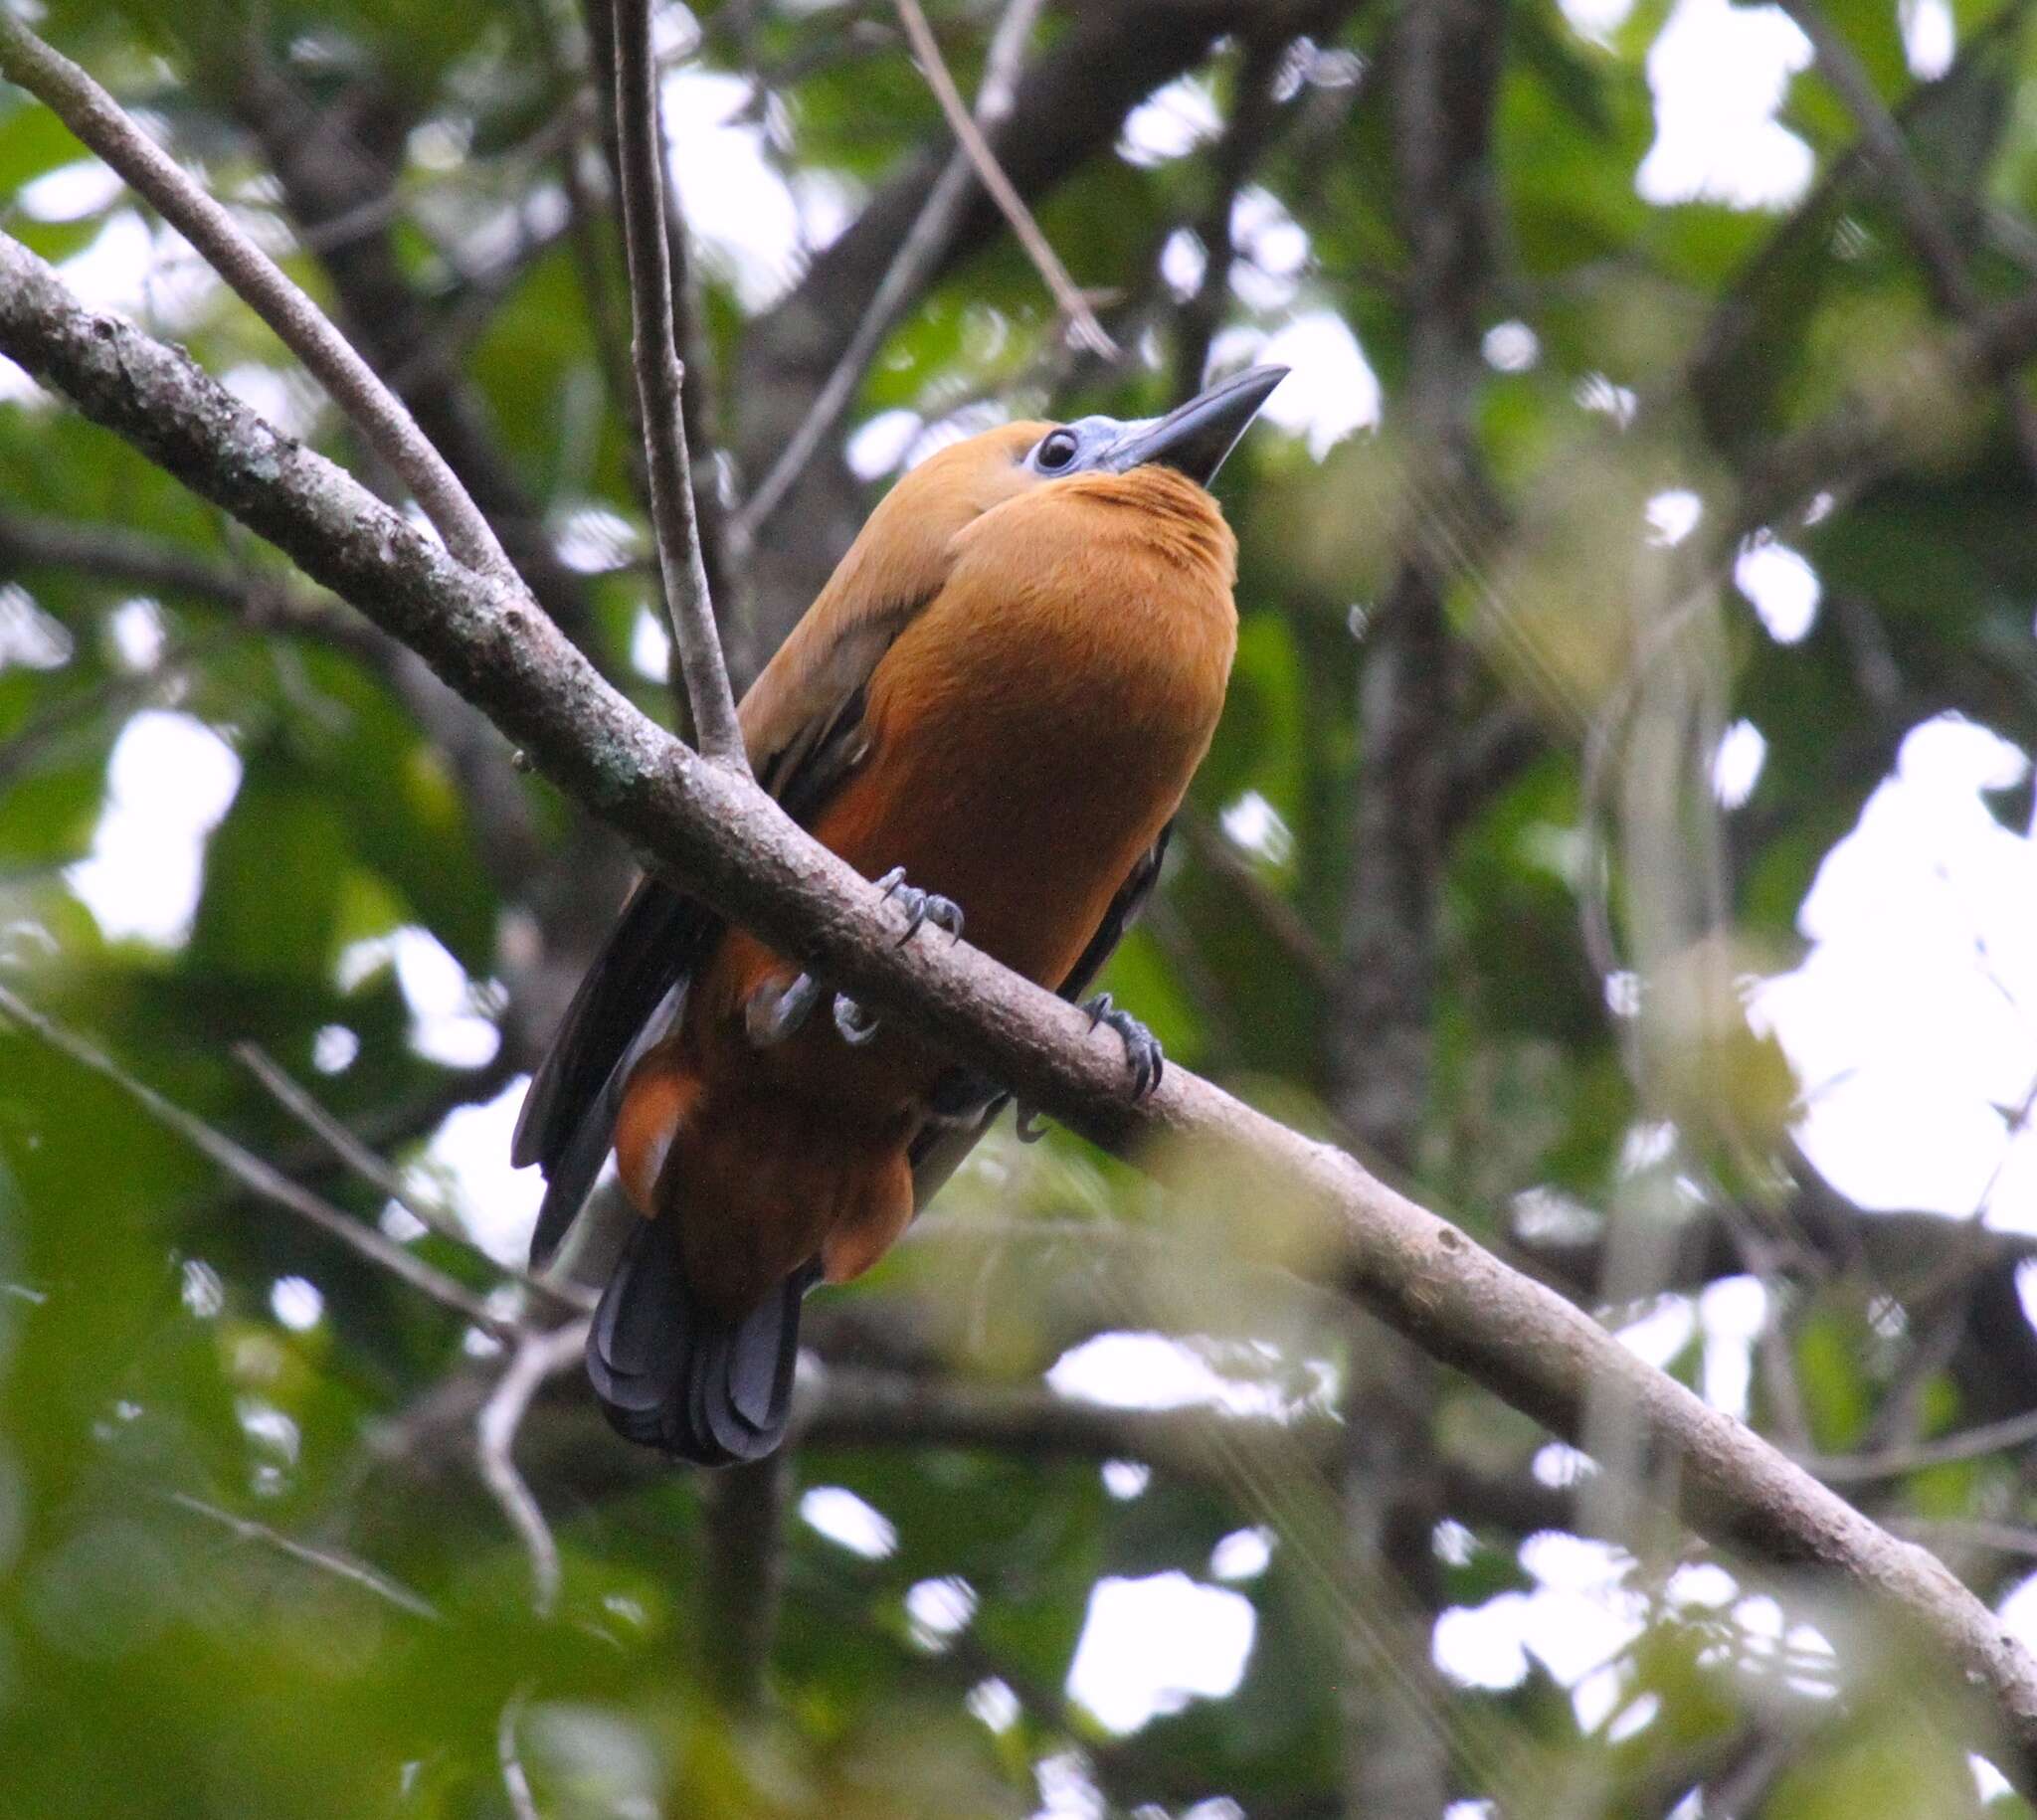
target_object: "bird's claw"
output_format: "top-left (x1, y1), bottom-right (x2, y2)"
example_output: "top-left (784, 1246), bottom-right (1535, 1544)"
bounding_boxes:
top-left (1009, 999), bottom-right (1161, 1138)
top-left (833, 993), bottom-right (882, 1047)
top-left (875, 865), bottom-right (963, 946)
top-left (1082, 993), bottom-right (1164, 1099)
top-left (829, 868), bottom-right (962, 1049)
top-left (746, 971), bottom-right (823, 1048)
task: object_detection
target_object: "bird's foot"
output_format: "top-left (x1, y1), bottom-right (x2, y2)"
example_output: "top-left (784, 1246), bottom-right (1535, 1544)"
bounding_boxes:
top-left (746, 970), bottom-right (824, 1048)
top-left (825, 870), bottom-right (962, 1050)
top-left (1083, 993), bottom-right (1164, 1099)
top-left (1010, 1000), bottom-right (1161, 1142)
top-left (833, 993), bottom-right (883, 1047)
top-left (875, 866), bottom-right (964, 946)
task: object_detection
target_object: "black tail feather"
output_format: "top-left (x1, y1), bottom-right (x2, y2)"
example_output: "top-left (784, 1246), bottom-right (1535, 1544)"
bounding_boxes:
top-left (587, 1216), bottom-right (813, 1464)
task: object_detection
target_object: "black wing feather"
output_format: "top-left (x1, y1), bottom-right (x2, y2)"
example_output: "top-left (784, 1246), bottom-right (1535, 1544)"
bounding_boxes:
top-left (516, 680), bottom-right (882, 1273)
top-left (511, 878), bottom-right (712, 1173)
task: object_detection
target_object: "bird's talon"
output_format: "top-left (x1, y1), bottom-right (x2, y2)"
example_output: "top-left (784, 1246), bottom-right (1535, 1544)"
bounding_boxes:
top-left (874, 867), bottom-right (962, 947)
top-left (747, 971), bottom-right (822, 1047)
top-left (833, 993), bottom-right (882, 1047)
top-left (1014, 1104), bottom-right (1047, 1143)
top-left (1080, 995), bottom-right (1164, 1101)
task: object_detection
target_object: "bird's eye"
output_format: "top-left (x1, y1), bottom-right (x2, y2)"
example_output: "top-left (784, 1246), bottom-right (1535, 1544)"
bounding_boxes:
top-left (1034, 429), bottom-right (1079, 471)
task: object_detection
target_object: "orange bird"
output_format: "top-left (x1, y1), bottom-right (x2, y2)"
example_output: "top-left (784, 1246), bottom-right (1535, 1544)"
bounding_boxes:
top-left (512, 365), bottom-right (1285, 1462)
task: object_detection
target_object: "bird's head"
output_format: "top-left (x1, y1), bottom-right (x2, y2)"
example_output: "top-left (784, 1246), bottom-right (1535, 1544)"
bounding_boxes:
top-left (1004, 361), bottom-right (1289, 491)
top-left (817, 365), bottom-right (1287, 621)
top-left (901, 362), bottom-right (1288, 515)
top-left (878, 360), bottom-right (1286, 557)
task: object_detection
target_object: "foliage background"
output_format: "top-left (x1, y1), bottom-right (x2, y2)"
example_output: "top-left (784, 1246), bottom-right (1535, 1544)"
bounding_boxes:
top-left (4, 0), bottom-right (2037, 1814)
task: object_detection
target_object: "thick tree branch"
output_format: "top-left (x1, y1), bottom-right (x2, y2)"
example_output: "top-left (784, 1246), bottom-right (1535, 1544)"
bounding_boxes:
top-left (8, 235), bottom-right (2037, 1773)
top-left (607, 0), bottom-right (744, 765)
top-left (1328, 12), bottom-right (1504, 1810)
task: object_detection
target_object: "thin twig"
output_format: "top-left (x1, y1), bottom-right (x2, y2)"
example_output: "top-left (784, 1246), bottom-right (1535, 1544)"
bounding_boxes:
top-left (0, 17), bottom-right (515, 584)
top-left (477, 1320), bottom-right (589, 1619)
top-left (162, 1489), bottom-right (442, 1621)
top-left (498, 1683), bottom-right (542, 1820)
top-left (606, 0), bottom-right (746, 767)
top-left (732, 0), bottom-right (1049, 547)
top-left (1803, 1402), bottom-right (2037, 1485)
top-left (231, 1043), bottom-right (594, 1316)
top-left (234, 1041), bottom-right (461, 1232)
top-left (0, 980), bottom-right (513, 1340)
top-left (893, 0), bottom-right (1116, 359)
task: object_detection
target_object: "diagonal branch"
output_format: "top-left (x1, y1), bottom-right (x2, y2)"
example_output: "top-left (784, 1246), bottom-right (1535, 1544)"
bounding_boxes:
top-left (607, 0), bottom-right (745, 767)
top-left (162, 1489), bottom-right (442, 1622)
top-left (0, 978), bottom-right (513, 1341)
top-left (731, 0), bottom-right (1049, 548)
top-left (891, 0), bottom-right (1115, 358)
top-left (0, 17), bottom-right (513, 586)
top-left (233, 1042), bottom-right (593, 1318)
top-left (10, 227), bottom-right (2037, 1779)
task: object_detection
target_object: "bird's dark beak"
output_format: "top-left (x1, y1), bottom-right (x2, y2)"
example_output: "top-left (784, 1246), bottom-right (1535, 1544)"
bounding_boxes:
top-left (1105, 364), bottom-right (1288, 486)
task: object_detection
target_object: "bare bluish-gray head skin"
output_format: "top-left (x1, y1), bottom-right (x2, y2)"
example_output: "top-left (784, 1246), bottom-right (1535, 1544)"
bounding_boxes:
top-left (1018, 364), bottom-right (1289, 488)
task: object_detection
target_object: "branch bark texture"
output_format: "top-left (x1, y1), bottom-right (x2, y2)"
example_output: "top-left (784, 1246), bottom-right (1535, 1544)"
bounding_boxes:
top-left (7, 229), bottom-right (2037, 1770)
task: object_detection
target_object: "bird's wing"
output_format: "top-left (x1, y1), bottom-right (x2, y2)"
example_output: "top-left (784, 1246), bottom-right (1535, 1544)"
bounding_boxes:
top-left (516, 597), bottom-right (929, 1270)
top-left (514, 878), bottom-right (714, 1267)
top-left (906, 822), bottom-right (1174, 1207)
